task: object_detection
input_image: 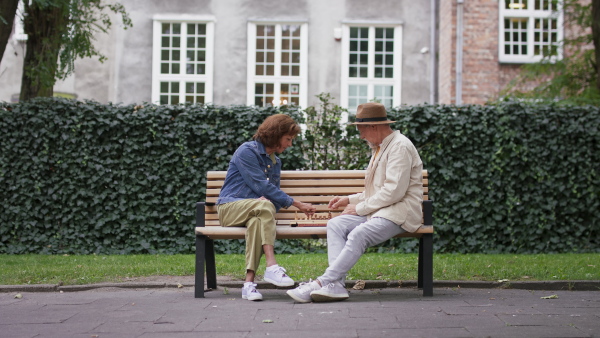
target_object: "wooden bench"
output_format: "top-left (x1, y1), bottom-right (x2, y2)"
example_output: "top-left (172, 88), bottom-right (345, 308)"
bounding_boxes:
top-left (195, 170), bottom-right (434, 298)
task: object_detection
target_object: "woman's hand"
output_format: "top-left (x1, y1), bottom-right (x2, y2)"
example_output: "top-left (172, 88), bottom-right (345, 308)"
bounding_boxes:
top-left (293, 200), bottom-right (316, 217)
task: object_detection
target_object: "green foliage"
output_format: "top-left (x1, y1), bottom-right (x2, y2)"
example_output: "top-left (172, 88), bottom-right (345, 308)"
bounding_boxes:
top-left (0, 98), bottom-right (305, 254)
top-left (375, 101), bottom-right (599, 254)
top-left (302, 93), bottom-right (370, 170)
top-left (1, 98), bottom-right (598, 254)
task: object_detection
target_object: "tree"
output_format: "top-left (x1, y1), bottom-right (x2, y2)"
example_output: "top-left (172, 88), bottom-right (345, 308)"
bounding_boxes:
top-left (19, 0), bottom-right (131, 101)
top-left (501, 0), bottom-right (600, 105)
top-left (0, 0), bottom-right (19, 65)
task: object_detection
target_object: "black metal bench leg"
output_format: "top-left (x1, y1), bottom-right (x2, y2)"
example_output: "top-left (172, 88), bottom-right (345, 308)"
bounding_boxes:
top-left (421, 233), bottom-right (433, 297)
top-left (195, 235), bottom-right (206, 298)
top-left (206, 239), bottom-right (217, 290)
top-left (418, 236), bottom-right (424, 289)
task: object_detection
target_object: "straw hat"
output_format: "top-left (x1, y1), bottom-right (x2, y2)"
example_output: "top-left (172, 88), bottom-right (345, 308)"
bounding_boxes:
top-left (351, 102), bottom-right (395, 125)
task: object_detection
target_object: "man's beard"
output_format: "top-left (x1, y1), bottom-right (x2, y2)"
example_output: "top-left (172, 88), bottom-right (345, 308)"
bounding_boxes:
top-left (365, 140), bottom-right (378, 151)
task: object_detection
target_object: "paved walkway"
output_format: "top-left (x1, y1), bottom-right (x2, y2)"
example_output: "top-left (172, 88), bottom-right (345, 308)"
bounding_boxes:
top-left (1, 283), bottom-right (599, 338)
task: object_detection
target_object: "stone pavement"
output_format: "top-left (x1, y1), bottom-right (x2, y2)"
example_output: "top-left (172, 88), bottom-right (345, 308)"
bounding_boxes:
top-left (1, 283), bottom-right (599, 338)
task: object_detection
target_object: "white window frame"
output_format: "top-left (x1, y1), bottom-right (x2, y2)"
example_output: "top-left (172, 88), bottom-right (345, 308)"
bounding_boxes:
top-left (498, 0), bottom-right (564, 63)
top-left (151, 15), bottom-right (215, 105)
top-left (246, 20), bottom-right (308, 108)
top-left (340, 22), bottom-right (403, 112)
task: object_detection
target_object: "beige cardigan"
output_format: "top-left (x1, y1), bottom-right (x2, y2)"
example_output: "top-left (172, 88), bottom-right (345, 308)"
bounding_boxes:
top-left (349, 130), bottom-right (424, 233)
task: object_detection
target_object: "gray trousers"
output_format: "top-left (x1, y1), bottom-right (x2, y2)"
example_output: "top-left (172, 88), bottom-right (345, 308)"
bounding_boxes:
top-left (317, 215), bottom-right (406, 286)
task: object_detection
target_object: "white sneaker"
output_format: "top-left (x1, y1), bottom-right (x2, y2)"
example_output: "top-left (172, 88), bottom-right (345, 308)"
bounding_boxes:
top-left (286, 280), bottom-right (320, 303)
top-left (242, 282), bottom-right (263, 301)
top-left (263, 265), bottom-right (294, 287)
top-left (310, 280), bottom-right (349, 302)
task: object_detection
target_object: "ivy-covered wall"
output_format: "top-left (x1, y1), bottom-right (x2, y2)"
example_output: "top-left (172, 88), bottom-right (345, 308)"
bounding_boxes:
top-left (1, 98), bottom-right (598, 254)
top-left (386, 102), bottom-right (599, 254)
top-left (0, 98), bottom-right (305, 254)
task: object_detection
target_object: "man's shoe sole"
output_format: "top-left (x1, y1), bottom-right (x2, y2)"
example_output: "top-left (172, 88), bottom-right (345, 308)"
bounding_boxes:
top-left (242, 295), bottom-right (263, 301)
top-left (264, 277), bottom-right (294, 287)
top-left (286, 290), bottom-right (312, 303)
top-left (310, 292), bottom-right (349, 303)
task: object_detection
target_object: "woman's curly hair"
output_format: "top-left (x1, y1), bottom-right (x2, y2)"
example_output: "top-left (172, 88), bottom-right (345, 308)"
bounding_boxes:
top-left (253, 114), bottom-right (301, 148)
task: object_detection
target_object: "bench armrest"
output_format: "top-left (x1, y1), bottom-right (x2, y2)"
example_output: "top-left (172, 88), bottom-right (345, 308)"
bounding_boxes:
top-left (423, 200), bottom-right (434, 226)
top-left (195, 202), bottom-right (214, 228)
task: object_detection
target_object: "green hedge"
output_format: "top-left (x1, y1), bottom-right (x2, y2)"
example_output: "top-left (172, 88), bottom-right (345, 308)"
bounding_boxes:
top-left (382, 102), bottom-right (599, 253)
top-left (1, 98), bottom-right (598, 254)
top-left (0, 98), bottom-right (305, 254)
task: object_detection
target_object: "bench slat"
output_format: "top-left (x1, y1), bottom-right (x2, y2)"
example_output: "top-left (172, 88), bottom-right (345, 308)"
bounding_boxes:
top-left (207, 169), bottom-right (428, 179)
top-left (196, 225), bottom-right (434, 239)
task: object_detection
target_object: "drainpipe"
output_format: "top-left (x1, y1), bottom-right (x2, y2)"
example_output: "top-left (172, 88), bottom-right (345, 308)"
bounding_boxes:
top-left (455, 0), bottom-right (464, 105)
top-left (430, 0), bottom-right (437, 103)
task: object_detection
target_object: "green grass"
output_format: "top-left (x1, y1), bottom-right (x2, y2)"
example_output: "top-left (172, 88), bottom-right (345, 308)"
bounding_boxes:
top-left (0, 253), bottom-right (598, 286)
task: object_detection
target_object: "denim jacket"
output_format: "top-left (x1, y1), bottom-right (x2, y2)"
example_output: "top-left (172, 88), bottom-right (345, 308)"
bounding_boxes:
top-left (216, 140), bottom-right (293, 211)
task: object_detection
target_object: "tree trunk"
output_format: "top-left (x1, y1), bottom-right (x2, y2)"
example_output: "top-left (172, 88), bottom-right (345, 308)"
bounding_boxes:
top-left (19, 2), bottom-right (68, 101)
top-left (0, 0), bottom-right (19, 65)
top-left (593, 0), bottom-right (600, 92)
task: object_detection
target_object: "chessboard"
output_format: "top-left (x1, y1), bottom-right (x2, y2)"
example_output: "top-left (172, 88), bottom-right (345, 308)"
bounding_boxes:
top-left (290, 212), bottom-right (334, 227)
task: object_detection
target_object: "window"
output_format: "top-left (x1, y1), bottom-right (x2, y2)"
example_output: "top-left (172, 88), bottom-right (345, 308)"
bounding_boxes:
top-left (152, 16), bottom-right (214, 104)
top-left (340, 23), bottom-right (403, 112)
top-left (247, 22), bottom-right (308, 107)
top-left (499, 0), bottom-right (563, 63)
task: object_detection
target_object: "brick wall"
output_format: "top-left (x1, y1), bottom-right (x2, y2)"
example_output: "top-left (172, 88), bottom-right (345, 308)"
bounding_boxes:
top-left (438, 0), bottom-right (538, 104)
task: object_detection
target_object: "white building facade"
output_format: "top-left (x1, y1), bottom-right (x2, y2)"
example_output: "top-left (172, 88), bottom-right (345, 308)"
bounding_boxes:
top-left (0, 0), bottom-right (436, 110)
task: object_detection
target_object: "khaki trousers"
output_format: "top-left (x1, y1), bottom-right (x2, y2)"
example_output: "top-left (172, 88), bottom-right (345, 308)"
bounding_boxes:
top-left (217, 199), bottom-right (277, 272)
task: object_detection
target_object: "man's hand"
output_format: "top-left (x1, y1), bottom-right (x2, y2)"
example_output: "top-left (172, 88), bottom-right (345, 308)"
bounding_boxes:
top-left (340, 204), bottom-right (358, 216)
top-left (328, 196), bottom-right (350, 210)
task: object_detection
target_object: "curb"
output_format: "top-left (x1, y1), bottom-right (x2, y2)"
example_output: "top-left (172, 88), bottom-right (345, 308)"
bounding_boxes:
top-left (2, 280), bottom-right (599, 293)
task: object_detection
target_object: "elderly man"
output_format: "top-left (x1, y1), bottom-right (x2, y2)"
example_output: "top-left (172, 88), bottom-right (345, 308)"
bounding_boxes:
top-left (286, 102), bottom-right (423, 303)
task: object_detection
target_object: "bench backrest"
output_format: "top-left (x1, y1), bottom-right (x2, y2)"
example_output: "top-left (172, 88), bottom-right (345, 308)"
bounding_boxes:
top-left (203, 170), bottom-right (429, 227)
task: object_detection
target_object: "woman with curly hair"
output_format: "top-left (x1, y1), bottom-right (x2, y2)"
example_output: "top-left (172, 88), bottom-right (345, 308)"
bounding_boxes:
top-left (216, 114), bottom-right (315, 301)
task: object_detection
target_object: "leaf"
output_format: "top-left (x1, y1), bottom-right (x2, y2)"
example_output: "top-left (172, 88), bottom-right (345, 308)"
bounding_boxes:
top-left (262, 319), bottom-right (274, 323)
top-left (541, 295), bottom-right (559, 299)
top-left (352, 280), bottom-right (366, 290)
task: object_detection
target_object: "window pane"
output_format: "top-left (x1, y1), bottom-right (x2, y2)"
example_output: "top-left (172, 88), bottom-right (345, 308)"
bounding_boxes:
top-left (254, 83), bottom-right (275, 107)
top-left (348, 84), bottom-right (368, 112)
top-left (256, 25), bottom-right (276, 77)
top-left (281, 25), bottom-right (301, 78)
top-left (533, 18), bottom-right (559, 56)
top-left (374, 85), bottom-right (393, 108)
top-left (503, 18), bottom-right (528, 55)
top-left (161, 63), bottom-right (169, 74)
top-left (280, 83), bottom-right (299, 105)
